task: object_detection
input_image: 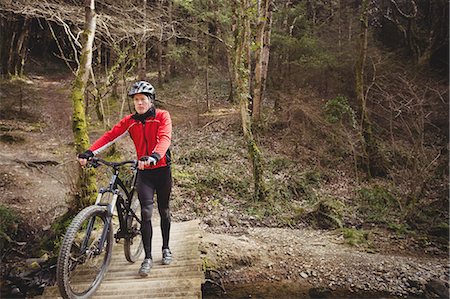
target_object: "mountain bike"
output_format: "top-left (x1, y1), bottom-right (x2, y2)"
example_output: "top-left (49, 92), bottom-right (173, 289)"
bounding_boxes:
top-left (56, 157), bottom-right (144, 299)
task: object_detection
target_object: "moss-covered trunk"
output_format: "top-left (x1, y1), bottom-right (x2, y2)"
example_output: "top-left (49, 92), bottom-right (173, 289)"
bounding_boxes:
top-left (72, 0), bottom-right (98, 209)
top-left (233, 0), bottom-right (267, 201)
top-left (252, 0), bottom-right (271, 122)
top-left (260, 2), bottom-right (272, 112)
top-left (355, 0), bottom-right (386, 177)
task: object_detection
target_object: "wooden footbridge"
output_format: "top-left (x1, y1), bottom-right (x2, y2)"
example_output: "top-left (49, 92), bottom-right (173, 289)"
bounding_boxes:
top-left (41, 220), bottom-right (204, 299)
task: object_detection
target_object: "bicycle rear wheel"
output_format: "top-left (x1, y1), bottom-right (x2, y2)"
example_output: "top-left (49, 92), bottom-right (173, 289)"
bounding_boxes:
top-left (57, 205), bottom-right (113, 299)
top-left (124, 193), bottom-right (143, 262)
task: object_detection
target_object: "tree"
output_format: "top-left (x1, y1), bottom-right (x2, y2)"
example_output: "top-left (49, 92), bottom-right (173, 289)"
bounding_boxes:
top-left (0, 15), bottom-right (31, 77)
top-left (252, 0), bottom-right (273, 122)
top-left (71, 0), bottom-right (98, 208)
top-left (355, 0), bottom-right (386, 177)
top-left (137, 0), bottom-right (147, 80)
top-left (233, 0), bottom-right (267, 201)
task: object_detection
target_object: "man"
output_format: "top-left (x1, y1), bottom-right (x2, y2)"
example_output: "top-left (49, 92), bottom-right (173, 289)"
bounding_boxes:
top-left (78, 81), bottom-right (173, 276)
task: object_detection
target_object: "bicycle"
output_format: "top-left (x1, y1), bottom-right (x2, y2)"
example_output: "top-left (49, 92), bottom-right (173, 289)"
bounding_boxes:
top-left (56, 157), bottom-right (144, 299)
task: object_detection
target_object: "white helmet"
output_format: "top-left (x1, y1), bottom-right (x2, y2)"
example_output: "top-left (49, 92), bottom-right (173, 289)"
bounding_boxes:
top-left (128, 81), bottom-right (155, 100)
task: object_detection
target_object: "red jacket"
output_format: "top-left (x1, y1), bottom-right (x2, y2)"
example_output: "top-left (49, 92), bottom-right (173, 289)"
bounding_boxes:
top-left (89, 109), bottom-right (172, 169)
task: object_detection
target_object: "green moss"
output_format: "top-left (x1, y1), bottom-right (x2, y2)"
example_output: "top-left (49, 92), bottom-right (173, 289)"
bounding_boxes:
top-left (358, 185), bottom-right (400, 224)
top-left (388, 223), bottom-right (411, 236)
top-left (0, 205), bottom-right (21, 255)
top-left (39, 211), bottom-right (75, 254)
top-left (0, 133), bottom-right (25, 144)
top-left (309, 197), bottom-right (344, 229)
top-left (202, 256), bottom-right (216, 272)
top-left (341, 228), bottom-right (369, 246)
top-left (267, 170), bottom-right (321, 203)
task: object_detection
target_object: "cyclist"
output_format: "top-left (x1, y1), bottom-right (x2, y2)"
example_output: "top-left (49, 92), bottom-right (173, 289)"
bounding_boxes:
top-left (77, 80), bottom-right (172, 277)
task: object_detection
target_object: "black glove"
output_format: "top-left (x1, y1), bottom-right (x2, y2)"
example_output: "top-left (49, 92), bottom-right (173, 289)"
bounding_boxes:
top-left (139, 155), bottom-right (158, 165)
top-left (78, 150), bottom-right (94, 160)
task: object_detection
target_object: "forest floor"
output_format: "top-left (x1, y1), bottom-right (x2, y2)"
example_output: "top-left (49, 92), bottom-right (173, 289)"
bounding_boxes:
top-left (0, 73), bottom-right (448, 299)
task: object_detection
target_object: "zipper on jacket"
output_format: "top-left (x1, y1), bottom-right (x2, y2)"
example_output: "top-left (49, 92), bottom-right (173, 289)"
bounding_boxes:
top-left (142, 122), bottom-right (150, 156)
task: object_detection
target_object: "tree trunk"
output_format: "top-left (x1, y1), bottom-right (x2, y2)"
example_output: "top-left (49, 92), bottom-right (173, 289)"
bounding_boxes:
top-left (15, 18), bottom-right (31, 77)
top-left (205, 50), bottom-right (210, 111)
top-left (338, 0), bottom-right (342, 49)
top-left (260, 3), bottom-right (272, 106)
top-left (205, 4), bottom-right (211, 112)
top-left (94, 46), bottom-right (130, 125)
top-left (355, 0), bottom-right (386, 178)
top-left (252, 0), bottom-right (267, 122)
top-left (72, 0), bottom-right (98, 208)
top-left (226, 49), bottom-right (235, 103)
top-left (0, 18), bottom-right (4, 76)
top-left (347, 3), bottom-right (352, 41)
top-left (252, 0), bottom-right (273, 122)
top-left (6, 30), bottom-right (17, 76)
top-left (227, 2), bottom-right (239, 104)
top-left (165, 0), bottom-right (175, 79)
top-left (157, 0), bottom-right (163, 87)
top-left (234, 0), bottom-right (266, 201)
top-left (137, 0), bottom-right (147, 80)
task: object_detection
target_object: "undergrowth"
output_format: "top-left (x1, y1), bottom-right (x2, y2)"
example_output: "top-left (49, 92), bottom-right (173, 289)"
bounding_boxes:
top-left (0, 205), bottom-right (21, 257)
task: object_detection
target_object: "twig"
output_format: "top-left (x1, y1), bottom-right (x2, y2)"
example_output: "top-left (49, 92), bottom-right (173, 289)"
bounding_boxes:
top-left (201, 119), bottom-right (220, 129)
top-left (390, 0), bottom-right (417, 19)
top-left (421, 151), bottom-right (442, 173)
top-left (47, 20), bottom-right (76, 75)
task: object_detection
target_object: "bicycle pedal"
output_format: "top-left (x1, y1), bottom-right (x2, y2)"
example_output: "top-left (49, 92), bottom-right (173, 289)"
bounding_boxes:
top-left (114, 231), bottom-right (124, 240)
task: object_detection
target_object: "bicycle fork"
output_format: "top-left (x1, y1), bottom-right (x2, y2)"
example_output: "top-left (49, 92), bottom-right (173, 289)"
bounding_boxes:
top-left (81, 191), bottom-right (119, 256)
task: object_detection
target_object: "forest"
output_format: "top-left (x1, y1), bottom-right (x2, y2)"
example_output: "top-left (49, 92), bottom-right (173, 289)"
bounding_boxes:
top-left (0, 0), bottom-right (448, 298)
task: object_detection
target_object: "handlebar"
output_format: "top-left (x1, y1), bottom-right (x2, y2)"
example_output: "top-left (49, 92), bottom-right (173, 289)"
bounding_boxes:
top-left (89, 157), bottom-right (137, 169)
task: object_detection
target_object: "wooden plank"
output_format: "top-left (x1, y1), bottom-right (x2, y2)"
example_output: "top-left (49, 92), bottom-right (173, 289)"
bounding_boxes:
top-left (40, 220), bottom-right (204, 299)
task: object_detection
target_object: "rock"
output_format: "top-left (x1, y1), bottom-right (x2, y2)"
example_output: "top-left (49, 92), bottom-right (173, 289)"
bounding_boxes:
top-left (300, 271), bottom-right (309, 279)
top-left (10, 285), bottom-right (23, 296)
top-left (408, 277), bottom-right (426, 289)
top-left (28, 261), bottom-right (41, 270)
top-left (425, 278), bottom-right (449, 299)
top-left (25, 253), bottom-right (48, 268)
top-left (309, 287), bottom-right (332, 298)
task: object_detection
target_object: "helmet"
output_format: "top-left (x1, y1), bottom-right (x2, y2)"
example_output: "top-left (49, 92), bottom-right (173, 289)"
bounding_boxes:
top-left (128, 81), bottom-right (155, 100)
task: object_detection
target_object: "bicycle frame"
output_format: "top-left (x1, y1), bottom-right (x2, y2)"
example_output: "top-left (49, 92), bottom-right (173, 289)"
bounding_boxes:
top-left (81, 159), bottom-right (140, 256)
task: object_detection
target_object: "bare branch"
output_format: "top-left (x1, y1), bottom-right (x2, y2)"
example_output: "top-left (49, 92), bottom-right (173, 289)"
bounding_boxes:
top-left (390, 0), bottom-right (417, 19)
top-left (47, 20), bottom-right (76, 75)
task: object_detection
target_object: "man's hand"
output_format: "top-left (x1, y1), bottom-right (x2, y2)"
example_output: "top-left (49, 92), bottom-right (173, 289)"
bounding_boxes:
top-left (77, 150), bottom-right (94, 167)
top-left (138, 156), bottom-right (157, 170)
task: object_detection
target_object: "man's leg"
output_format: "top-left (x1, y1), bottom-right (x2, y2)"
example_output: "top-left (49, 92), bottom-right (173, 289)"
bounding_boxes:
top-left (155, 166), bottom-right (172, 264)
top-left (136, 170), bottom-right (155, 275)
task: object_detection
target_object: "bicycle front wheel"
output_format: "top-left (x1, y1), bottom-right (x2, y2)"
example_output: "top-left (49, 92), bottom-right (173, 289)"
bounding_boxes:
top-left (124, 193), bottom-right (143, 262)
top-left (57, 205), bottom-right (113, 299)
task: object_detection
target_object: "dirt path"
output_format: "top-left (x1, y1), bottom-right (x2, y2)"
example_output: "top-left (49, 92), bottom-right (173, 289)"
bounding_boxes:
top-left (0, 75), bottom-right (75, 229)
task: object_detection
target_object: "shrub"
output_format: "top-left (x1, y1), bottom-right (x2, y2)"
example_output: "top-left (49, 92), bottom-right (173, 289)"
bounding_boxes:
top-left (324, 95), bottom-right (356, 127)
top-left (341, 228), bottom-right (369, 246)
top-left (0, 205), bottom-right (21, 255)
top-left (308, 197), bottom-right (344, 229)
top-left (357, 185), bottom-right (401, 224)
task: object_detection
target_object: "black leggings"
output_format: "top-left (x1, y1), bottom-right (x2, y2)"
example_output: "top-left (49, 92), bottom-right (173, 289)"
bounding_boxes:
top-left (136, 166), bottom-right (172, 259)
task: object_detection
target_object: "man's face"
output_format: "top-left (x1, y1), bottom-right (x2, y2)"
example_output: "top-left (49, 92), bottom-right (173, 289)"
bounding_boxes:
top-left (133, 93), bottom-right (152, 114)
